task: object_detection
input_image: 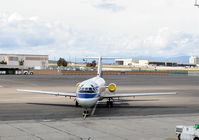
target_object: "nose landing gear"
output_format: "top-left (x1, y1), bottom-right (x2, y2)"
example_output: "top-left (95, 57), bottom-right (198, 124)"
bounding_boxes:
top-left (82, 102), bottom-right (98, 119)
top-left (82, 109), bottom-right (90, 119)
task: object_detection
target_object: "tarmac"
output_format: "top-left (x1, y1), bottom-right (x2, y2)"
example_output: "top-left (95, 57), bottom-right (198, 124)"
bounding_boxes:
top-left (0, 74), bottom-right (198, 140)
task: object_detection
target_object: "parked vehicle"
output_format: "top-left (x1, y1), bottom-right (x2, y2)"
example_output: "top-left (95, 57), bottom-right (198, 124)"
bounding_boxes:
top-left (0, 71), bottom-right (6, 75)
top-left (176, 124), bottom-right (199, 140)
top-left (16, 70), bottom-right (33, 75)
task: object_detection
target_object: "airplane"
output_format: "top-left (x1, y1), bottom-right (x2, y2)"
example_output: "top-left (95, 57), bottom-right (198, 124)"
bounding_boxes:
top-left (17, 57), bottom-right (176, 118)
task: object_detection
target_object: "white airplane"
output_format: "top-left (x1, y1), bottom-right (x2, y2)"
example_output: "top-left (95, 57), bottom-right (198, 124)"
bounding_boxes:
top-left (17, 57), bottom-right (176, 117)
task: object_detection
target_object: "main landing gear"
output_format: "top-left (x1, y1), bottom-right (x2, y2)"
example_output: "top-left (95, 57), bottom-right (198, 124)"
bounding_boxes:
top-left (75, 101), bottom-right (79, 107)
top-left (106, 98), bottom-right (113, 108)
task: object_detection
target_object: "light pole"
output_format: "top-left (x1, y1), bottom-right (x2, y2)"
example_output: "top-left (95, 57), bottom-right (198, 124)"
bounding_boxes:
top-left (195, 0), bottom-right (199, 7)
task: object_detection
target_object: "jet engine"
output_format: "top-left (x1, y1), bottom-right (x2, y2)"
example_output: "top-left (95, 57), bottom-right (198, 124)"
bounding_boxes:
top-left (76, 82), bottom-right (80, 88)
top-left (108, 83), bottom-right (116, 92)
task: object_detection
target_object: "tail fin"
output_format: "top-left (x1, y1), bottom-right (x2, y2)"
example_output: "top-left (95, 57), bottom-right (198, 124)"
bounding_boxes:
top-left (83, 56), bottom-right (115, 77)
top-left (97, 56), bottom-right (102, 77)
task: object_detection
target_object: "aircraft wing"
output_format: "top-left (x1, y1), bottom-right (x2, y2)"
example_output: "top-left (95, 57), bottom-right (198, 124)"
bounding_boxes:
top-left (17, 89), bottom-right (76, 97)
top-left (101, 92), bottom-right (176, 98)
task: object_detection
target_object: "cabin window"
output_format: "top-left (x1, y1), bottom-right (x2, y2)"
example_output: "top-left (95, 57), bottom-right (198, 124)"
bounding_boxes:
top-left (79, 87), bottom-right (95, 93)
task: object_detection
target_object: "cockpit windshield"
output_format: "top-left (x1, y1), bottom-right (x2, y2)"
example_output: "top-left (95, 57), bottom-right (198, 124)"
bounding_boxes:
top-left (79, 87), bottom-right (96, 93)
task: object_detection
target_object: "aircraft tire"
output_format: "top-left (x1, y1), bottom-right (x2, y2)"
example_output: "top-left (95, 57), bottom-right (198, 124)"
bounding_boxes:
top-left (110, 101), bottom-right (113, 107)
top-left (178, 134), bottom-right (181, 140)
top-left (75, 101), bottom-right (79, 107)
top-left (107, 101), bottom-right (113, 108)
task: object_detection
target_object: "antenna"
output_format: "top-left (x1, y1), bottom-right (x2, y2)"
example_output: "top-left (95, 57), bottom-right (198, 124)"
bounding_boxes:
top-left (195, 0), bottom-right (199, 7)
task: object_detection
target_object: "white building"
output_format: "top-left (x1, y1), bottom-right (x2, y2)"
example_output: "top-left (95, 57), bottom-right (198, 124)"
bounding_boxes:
top-left (189, 56), bottom-right (199, 65)
top-left (115, 58), bottom-right (150, 66)
top-left (115, 58), bottom-right (139, 66)
top-left (0, 54), bottom-right (48, 69)
top-left (138, 60), bottom-right (149, 66)
top-left (115, 58), bottom-right (178, 67)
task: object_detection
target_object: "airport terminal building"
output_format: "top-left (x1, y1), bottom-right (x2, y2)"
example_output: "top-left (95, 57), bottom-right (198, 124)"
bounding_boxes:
top-left (115, 58), bottom-right (177, 67)
top-left (0, 54), bottom-right (48, 69)
top-left (115, 58), bottom-right (196, 67)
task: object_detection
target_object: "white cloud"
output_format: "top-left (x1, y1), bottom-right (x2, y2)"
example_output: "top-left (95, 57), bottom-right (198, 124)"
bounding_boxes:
top-left (0, 13), bottom-right (198, 59)
top-left (84, 0), bottom-right (125, 12)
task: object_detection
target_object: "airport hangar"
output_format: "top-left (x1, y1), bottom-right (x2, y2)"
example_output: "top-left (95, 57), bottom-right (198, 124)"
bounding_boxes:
top-left (0, 54), bottom-right (48, 74)
top-left (0, 54), bottom-right (48, 69)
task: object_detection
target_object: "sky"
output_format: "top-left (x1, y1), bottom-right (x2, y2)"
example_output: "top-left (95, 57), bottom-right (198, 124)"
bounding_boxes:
top-left (0, 0), bottom-right (198, 59)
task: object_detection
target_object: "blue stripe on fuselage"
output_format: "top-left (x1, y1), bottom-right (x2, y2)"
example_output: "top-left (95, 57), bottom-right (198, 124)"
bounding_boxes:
top-left (77, 93), bottom-right (97, 98)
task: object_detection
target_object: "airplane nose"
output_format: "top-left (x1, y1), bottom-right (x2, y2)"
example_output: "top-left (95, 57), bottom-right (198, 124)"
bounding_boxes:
top-left (76, 98), bottom-right (98, 108)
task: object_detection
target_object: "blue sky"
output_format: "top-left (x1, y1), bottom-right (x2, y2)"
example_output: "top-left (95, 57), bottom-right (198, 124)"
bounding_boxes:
top-left (0, 0), bottom-right (198, 59)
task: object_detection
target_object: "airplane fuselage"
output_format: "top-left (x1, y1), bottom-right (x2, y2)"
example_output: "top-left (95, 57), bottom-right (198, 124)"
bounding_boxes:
top-left (76, 76), bottom-right (106, 108)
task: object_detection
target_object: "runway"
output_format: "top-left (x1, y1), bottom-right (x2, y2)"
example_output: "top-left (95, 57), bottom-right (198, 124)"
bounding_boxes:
top-left (0, 74), bottom-right (198, 121)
